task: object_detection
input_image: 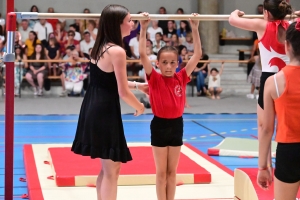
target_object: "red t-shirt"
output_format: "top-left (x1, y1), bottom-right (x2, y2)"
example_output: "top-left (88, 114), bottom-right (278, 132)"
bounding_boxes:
top-left (147, 68), bottom-right (190, 119)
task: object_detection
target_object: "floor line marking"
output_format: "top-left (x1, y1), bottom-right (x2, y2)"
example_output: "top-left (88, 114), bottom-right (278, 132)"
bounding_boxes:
top-left (192, 121), bottom-right (225, 139)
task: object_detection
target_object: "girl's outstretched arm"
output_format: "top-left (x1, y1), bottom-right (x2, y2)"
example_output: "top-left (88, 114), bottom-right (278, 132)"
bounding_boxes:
top-left (139, 13), bottom-right (153, 76)
top-left (185, 13), bottom-right (202, 76)
top-left (228, 10), bottom-right (266, 38)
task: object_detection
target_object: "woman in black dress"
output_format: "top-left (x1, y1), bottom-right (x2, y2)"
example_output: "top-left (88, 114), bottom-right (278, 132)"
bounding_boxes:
top-left (71, 4), bottom-right (147, 200)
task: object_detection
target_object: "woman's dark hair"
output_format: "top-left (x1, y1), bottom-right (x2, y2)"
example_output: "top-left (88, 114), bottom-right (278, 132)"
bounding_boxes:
top-left (83, 8), bottom-right (90, 13)
top-left (210, 68), bottom-right (219, 73)
top-left (91, 4), bottom-right (129, 61)
top-left (30, 43), bottom-right (46, 60)
top-left (15, 45), bottom-right (24, 59)
top-left (178, 45), bottom-right (187, 55)
top-left (30, 5), bottom-right (39, 12)
top-left (177, 8), bottom-right (184, 14)
top-left (157, 46), bottom-right (179, 61)
top-left (286, 21), bottom-right (300, 60)
top-left (179, 20), bottom-right (191, 35)
top-left (263, 0), bottom-right (292, 20)
top-left (29, 31), bottom-right (38, 47)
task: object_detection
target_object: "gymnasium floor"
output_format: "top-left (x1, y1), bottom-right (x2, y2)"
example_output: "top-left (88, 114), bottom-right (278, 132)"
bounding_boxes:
top-left (0, 112), bottom-right (262, 199)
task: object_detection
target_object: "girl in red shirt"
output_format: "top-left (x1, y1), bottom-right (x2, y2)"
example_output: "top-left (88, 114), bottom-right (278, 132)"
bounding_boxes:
top-left (258, 19), bottom-right (300, 199)
top-left (139, 13), bottom-right (202, 200)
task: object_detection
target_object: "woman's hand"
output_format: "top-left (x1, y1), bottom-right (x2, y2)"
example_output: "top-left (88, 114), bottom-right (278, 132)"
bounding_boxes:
top-left (139, 12), bottom-right (151, 29)
top-left (134, 103), bottom-right (145, 116)
top-left (138, 83), bottom-right (149, 95)
top-left (189, 13), bottom-right (200, 29)
top-left (257, 168), bottom-right (273, 190)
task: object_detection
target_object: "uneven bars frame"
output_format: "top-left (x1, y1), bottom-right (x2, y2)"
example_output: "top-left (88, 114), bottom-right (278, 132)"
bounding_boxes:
top-left (14, 12), bottom-right (298, 21)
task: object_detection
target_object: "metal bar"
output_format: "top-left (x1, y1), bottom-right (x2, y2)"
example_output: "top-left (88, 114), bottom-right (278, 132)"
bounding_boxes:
top-left (4, 6), bottom-right (15, 200)
top-left (22, 59), bottom-right (251, 63)
top-left (12, 12), bottom-right (273, 20)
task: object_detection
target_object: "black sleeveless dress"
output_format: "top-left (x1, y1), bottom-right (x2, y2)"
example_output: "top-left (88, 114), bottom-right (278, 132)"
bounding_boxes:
top-left (71, 47), bottom-right (132, 163)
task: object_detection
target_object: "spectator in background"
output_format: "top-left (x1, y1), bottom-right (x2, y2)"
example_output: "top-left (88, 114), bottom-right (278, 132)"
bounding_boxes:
top-left (175, 8), bottom-right (184, 29)
top-left (147, 20), bottom-right (163, 42)
top-left (61, 50), bottom-right (87, 96)
top-left (33, 19), bottom-right (53, 46)
top-left (64, 30), bottom-right (80, 53)
top-left (163, 20), bottom-right (177, 43)
top-left (208, 62), bottom-right (224, 100)
top-left (54, 21), bottom-right (67, 56)
top-left (170, 33), bottom-right (180, 47)
top-left (46, 7), bottom-right (59, 30)
top-left (25, 31), bottom-right (41, 57)
top-left (18, 20), bottom-right (32, 44)
top-left (152, 32), bottom-right (165, 55)
top-left (45, 33), bottom-right (60, 76)
top-left (80, 8), bottom-right (91, 35)
top-left (25, 43), bottom-right (48, 96)
top-left (80, 31), bottom-right (95, 58)
top-left (70, 19), bottom-right (80, 33)
top-left (129, 31), bottom-right (140, 59)
top-left (28, 5), bottom-right (39, 29)
top-left (14, 45), bottom-right (28, 96)
top-left (177, 20), bottom-right (191, 43)
top-left (193, 48), bottom-right (209, 96)
top-left (68, 24), bottom-right (81, 41)
top-left (158, 7), bottom-right (168, 30)
top-left (0, 13), bottom-right (5, 35)
top-left (182, 32), bottom-right (194, 56)
top-left (178, 45), bottom-right (189, 61)
top-left (252, 4), bottom-right (264, 42)
top-left (85, 20), bottom-right (98, 41)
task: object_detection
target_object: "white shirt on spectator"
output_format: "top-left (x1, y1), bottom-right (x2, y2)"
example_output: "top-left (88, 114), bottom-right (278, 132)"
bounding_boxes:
top-left (34, 22), bottom-right (53, 41)
top-left (129, 37), bottom-right (139, 58)
top-left (147, 27), bottom-right (163, 42)
top-left (80, 40), bottom-right (95, 54)
top-left (18, 26), bottom-right (33, 43)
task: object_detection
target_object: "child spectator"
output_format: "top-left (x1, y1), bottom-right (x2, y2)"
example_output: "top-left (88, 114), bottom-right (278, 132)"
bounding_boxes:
top-left (45, 33), bottom-right (60, 76)
top-left (247, 51), bottom-right (262, 100)
top-left (14, 45), bottom-right (28, 96)
top-left (208, 62), bottom-right (224, 99)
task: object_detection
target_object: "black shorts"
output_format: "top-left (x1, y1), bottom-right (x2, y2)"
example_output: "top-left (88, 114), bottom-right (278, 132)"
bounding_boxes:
top-left (258, 72), bottom-right (275, 109)
top-left (275, 143), bottom-right (300, 183)
top-left (150, 116), bottom-right (183, 147)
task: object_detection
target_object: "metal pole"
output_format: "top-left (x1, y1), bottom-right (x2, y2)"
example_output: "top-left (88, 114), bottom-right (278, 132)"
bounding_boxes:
top-left (4, 8), bottom-right (16, 200)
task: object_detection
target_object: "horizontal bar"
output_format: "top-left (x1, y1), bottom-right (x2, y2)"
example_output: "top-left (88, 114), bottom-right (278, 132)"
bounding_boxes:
top-left (20, 59), bottom-right (250, 63)
top-left (15, 12), bottom-right (299, 21)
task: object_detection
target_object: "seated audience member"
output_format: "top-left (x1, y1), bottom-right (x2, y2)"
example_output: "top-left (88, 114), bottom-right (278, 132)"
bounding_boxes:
top-left (158, 7), bottom-right (168, 30)
top-left (152, 32), bottom-right (166, 55)
top-left (18, 20), bottom-right (32, 44)
top-left (80, 31), bottom-right (95, 58)
top-left (163, 20), bottom-right (177, 42)
top-left (46, 7), bottom-right (59, 30)
top-left (85, 20), bottom-right (98, 41)
top-left (60, 50), bottom-right (87, 96)
top-left (14, 45), bottom-right (28, 96)
top-left (64, 30), bottom-right (80, 52)
top-left (54, 21), bottom-right (67, 56)
top-left (177, 20), bottom-right (191, 42)
top-left (193, 49), bottom-right (209, 96)
top-left (178, 45), bottom-right (189, 61)
top-left (25, 44), bottom-right (48, 96)
top-left (45, 33), bottom-right (60, 76)
top-left (147, 20), bottom-right (163, 42)
top-left (175, 8), bottom-right (184, 29)
top-left (28, 5), bottom-right (39, 29)
top-left (79, 8), bottom-right (91, 35)
top-left (70, 19), bottom-right (80, 33)
top-left (24, 31), bottom-right (41, 57)
top-left (68, 24), bottom-right (81, 41)
top-left (208, 62), bottom-right (224, 100)
top-left (170, 33), bottom-right (180, 47)
top-left (33, 19), bottom-right (53, 45)
top-left (182, 32), bottom-right (194, 56)
top-left (129, 31), bottom-right (140, 59)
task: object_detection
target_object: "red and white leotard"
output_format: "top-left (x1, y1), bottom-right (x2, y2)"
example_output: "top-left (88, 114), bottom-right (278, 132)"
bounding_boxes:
top-left (258, 20), bottom-right (290, 73)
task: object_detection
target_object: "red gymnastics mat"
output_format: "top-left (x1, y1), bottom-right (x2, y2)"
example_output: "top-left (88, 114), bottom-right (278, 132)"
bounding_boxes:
top-left (47, 146), bottom-right (211, 187)
top-left (234, 168), bottom-right (300, 200)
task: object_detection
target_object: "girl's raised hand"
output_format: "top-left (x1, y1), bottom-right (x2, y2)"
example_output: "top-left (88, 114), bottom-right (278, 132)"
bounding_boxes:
top-left (140, 12), bottom-right (151, 29)
top-left (189, 13), bottom-right (200, 29)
